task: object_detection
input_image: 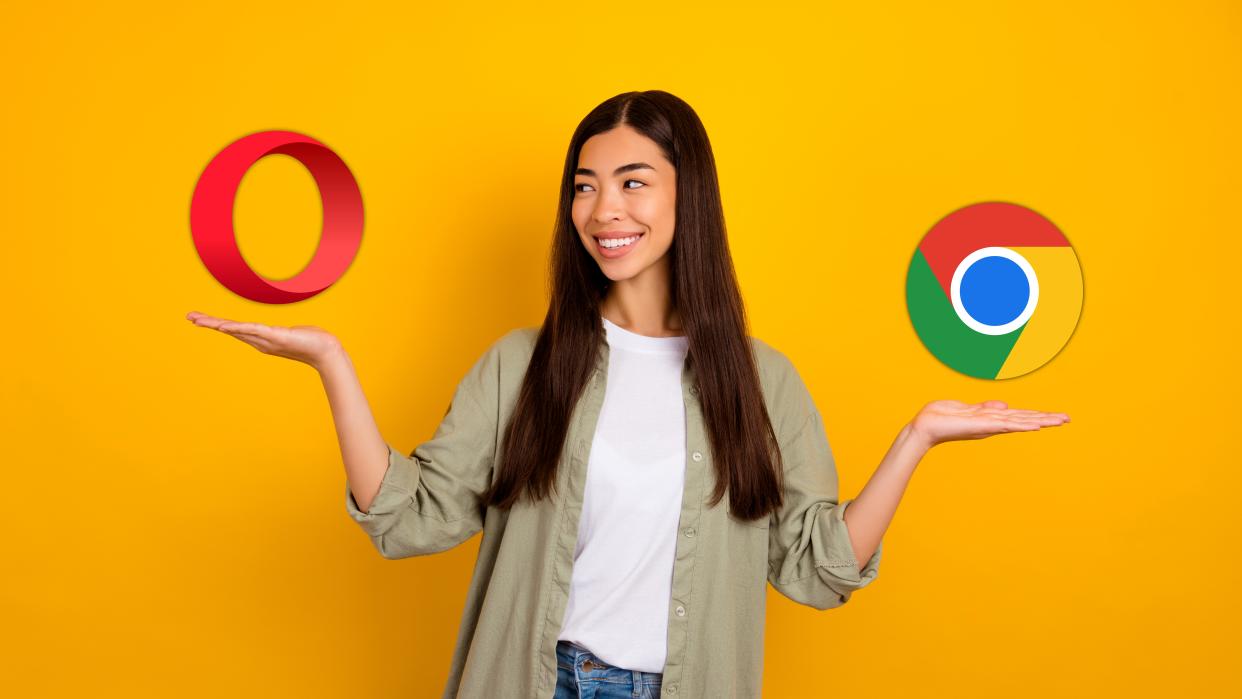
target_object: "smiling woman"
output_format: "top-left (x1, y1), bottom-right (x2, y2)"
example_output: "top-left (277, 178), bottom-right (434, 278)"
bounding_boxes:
top-left (454, 90), bottom-right (858, 698)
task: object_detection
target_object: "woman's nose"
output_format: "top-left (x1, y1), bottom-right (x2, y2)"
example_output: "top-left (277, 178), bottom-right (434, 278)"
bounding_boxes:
top-left (592, 189), bottom-right (624, 221)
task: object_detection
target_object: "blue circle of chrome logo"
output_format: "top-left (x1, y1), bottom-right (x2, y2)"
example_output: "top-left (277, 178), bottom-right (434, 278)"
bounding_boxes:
top-left (960, 255), bottom-right (1030, 326)
top-left (950, 247), bottom-right (1039, 336)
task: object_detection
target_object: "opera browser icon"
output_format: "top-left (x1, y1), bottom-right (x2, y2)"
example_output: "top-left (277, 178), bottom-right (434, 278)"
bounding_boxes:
top-left (905, 202), bottom-right (1083, 380)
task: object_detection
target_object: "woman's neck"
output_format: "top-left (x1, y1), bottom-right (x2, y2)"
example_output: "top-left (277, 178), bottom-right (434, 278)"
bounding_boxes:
top-left (600, 277), bottom-right (683, 338)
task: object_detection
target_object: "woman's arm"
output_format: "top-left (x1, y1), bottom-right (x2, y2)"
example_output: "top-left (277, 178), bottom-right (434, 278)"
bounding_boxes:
top-left (843, 400), bottom-right (1071, 570)
top-left (187, 311), bottom-right (392, 514)
top-left (188, 310), bottom-right (508, 559)
top-left (839, 422), bottom-right (927, 570)
top-left (316, 347), bottom-right (390, 514)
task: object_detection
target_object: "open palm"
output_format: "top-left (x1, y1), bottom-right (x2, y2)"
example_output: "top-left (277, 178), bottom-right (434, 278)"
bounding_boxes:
top-left (910, 399), bottom-right (1070, 448)
top-left (186, 311), bottom-right (342, 369)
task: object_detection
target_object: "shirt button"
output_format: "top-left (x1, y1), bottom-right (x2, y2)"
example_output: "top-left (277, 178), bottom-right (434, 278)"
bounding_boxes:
top-left (683, 527), bottom-right (695, 537)
top-left (666, 684), bottom-right (678, 695)
top-left (691, 451), bottom-right (703, 462)
top-left (689, 385), bottom-right (698, 396)
top-left (675, 605), bottom-right (686, 617)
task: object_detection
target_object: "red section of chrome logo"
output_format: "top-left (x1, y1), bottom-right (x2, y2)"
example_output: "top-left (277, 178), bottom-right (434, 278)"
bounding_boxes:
top-left (190, 130), bottom-right (364, 303)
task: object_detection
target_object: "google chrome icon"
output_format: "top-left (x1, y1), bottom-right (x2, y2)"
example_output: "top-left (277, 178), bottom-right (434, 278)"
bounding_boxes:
top-left (906, 202), bottom-right (1083, 380)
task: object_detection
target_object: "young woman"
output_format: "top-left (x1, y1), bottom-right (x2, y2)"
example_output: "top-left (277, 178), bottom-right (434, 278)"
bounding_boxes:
top-left (187, 90), bottom-right (1069, 698)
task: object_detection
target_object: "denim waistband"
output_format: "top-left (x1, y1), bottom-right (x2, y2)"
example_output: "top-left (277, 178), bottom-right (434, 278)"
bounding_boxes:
top-left (555, 640), bottom-right (664, 680)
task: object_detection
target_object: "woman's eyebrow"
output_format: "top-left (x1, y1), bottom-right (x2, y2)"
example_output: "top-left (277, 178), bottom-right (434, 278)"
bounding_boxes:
top-left (574, 162), bottom-right (656, 177)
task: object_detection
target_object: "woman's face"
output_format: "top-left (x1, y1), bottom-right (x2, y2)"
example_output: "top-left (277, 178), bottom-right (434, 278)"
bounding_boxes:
top-left (572, 124), bottom-right (676, 283)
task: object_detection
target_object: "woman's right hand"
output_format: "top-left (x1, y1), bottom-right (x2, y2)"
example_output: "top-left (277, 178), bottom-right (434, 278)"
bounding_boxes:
top-left (186, 311), bottom-right (343, 370)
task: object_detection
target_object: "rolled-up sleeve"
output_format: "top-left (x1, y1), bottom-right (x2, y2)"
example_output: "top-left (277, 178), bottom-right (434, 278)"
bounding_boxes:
top-left (345, 332), bottom-right (505, 559)
top-left (766, 365), bottom-right (882, 610)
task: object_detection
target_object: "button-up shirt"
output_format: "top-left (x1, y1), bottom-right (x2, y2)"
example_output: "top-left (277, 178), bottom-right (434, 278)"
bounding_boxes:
top-left (345, 326), bottom-right (883, 698)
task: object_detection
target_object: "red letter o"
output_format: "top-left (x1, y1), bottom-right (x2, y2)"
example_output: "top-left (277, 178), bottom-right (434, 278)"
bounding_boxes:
top-left (190, 130), bottom-right (364, 303)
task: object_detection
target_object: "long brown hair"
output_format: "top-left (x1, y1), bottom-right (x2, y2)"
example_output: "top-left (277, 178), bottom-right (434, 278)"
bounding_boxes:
top-left (480, 90), bottom-right (784, 522)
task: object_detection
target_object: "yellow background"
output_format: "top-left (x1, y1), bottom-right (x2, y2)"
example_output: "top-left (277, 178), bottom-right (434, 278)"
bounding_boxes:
top-left (2, 1), bottom-right (1238, 696)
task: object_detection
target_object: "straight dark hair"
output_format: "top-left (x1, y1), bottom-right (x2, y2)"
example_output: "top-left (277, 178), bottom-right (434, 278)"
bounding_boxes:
top-left (480, 90), bottom-right (784, 522)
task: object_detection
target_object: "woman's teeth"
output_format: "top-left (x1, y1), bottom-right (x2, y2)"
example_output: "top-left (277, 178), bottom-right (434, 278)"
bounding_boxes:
top-left (601, 235), bottom-right (640, 249)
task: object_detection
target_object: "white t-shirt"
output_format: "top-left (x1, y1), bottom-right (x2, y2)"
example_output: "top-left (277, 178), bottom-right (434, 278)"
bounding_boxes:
top-left (556, 315), bottom-right (689, 673)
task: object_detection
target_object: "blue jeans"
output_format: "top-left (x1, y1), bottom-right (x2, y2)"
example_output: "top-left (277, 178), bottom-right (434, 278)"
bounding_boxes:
top-left (554, 640), bottom-right (664, 698)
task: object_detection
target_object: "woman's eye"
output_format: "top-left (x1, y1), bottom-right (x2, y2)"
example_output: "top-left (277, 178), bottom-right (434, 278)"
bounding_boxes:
top-left (573, 180), bottom-right (644, 193)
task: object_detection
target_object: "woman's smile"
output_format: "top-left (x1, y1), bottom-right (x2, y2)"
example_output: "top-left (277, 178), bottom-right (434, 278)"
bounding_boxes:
top-left (595, 232), bottom-right (645, 259)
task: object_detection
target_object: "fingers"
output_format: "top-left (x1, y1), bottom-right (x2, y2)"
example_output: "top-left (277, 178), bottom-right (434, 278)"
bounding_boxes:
top-left (187, 311), bottom-right (239, 329)
top-left (996, 414), bottom-right (1070, 431)
top-left (985, 417), bottom-right (1042, 434)
top-left (187, 311), bottom-right (216, 326)
top-left (977, 408), bottom-right (1041, 417)
top-left (186, 311), bottom-right (276, 337)
top-left (188, 310), bottom-right (299, 359)
top-left (228, 332), bottom-right (274, 354)
top-left (976, 406), bottom-right (1071, 421)
top-left (218, 321), bottom-right (273, 336)
top-left (1016, 411), bottom-right (1070, 422)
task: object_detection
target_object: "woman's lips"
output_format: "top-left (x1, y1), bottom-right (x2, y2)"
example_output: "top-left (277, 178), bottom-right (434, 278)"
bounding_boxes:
top-left (596, 233), bottom-right (644, 259)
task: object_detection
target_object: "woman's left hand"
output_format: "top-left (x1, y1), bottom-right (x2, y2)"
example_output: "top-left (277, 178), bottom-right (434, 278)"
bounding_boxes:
top-left (909, 400), bottom-right (1070, 449)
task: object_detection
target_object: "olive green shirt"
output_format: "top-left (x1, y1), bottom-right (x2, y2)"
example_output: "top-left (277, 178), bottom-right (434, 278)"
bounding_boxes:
top-left (345, 327), bottom-right (882, 698)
